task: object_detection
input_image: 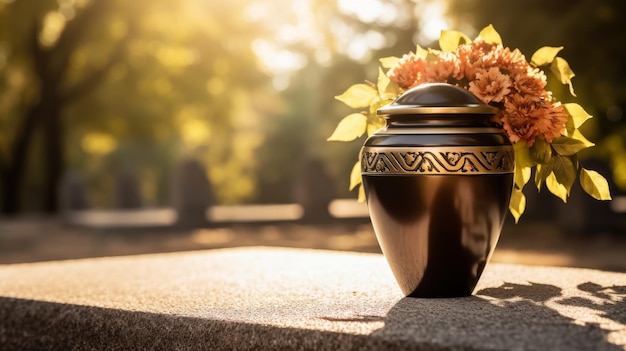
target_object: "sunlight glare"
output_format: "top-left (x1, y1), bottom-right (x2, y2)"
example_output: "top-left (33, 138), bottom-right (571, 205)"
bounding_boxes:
top-left (39, 11), bottom-right (65, 47)
top-left (251, 39), bottom-right (308, 75)
top-left (337, 0), bottom-right (398, 25)
top-left (414, 1), bottom-right (451, 44)
top-left (81, 132), bottom-right (118, 156)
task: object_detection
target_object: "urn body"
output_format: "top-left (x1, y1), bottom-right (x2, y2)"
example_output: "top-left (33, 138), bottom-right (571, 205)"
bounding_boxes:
top-left (362, 83), bottom-right (514, 297)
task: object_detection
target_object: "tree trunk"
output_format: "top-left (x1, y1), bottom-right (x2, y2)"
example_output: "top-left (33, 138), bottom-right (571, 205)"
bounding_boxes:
top-left (0, 102), bottom-right (44, 215)
top-left (0, 1), bottom-right (127, 215)
top-left (1, 170), bottom-right (20, 215)
top-left (42, 105), bottom-right (63, 214)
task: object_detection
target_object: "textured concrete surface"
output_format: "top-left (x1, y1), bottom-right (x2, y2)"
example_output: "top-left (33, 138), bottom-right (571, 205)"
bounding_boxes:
top-left (0, 247), bottom-right (625, 350)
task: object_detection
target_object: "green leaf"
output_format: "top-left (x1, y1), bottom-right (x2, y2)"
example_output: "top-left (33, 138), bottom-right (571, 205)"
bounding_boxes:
top-left (563, 103), bottom-right (592, 129)
top-left (327, 113), bottom-right (368, 142)
top-left (357, 183), bottom-right (366, 202)
top-left (580, 168), bottom-right (612, 200)
top-left (335, 84), bottom-right (377, 108)
top-left (377, 67), bottom-right (400, 99)
top-left (349, 161), bottom-right (362, 191)
top-left (439, 30), bottom-right (471, 52)
top-left (551, 136), bottom-right (590, 156)
top-left (379, 56), bottom-right (399, 69)
top-left (529, 138), bottom-right (552, 164)
top-left (550, 57), bottom-right (576, 97)
top-left (552, 154), bottom-right (578, 194)
top-left (514, 165), bottom-right (531, 189)
top-left (546, 172), bottom-right (568, 203)
top-left (509, 188), bottom-right (526, 223)
top-left (366, 113), bottom-right (386, 136)
top-left (530, 46), bottom-right (563, 67)
top-left (477, 24), bottom-right (502, 45)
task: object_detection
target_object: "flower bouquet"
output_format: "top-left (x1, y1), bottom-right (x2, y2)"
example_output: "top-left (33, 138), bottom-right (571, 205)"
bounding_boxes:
top-left (329, 25), bottom-right (612, 221)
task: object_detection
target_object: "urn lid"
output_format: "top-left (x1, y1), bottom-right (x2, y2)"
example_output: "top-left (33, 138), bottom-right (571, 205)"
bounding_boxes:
top-left (377, 83), bottom-right (497, 116)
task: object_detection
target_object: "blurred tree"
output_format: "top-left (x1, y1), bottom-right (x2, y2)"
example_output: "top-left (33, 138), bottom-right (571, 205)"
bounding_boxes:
top-left (249, 0), bottom-right (422, 202)
top-left (0, 0), bottom-right (273, 214)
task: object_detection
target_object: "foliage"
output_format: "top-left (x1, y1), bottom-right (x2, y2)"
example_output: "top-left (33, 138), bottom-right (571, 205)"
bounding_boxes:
top-left (329, 25), bottom-right (611, 222)
top-left (0, 0), bottom-right (274, 212)
top-left (445, 0), bottom-right (626, 194)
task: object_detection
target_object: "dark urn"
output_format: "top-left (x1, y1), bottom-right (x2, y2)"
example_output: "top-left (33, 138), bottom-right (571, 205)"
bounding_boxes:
top-left (361, 83), bottom-right (514, 297)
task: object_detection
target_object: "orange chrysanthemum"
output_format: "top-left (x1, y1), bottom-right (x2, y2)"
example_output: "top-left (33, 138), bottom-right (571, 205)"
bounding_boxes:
top-left (468, 67), bottom-right (512, 104)
top-left (388, 52), bottom-right (426, 89)
top-left (536, 103), bottom-right (569, 143)
top-left (512, 67), bottom-right (549, 101)
top-left (386, 38), bottom-right (570, 147)
top-left (423, 51), bottom-right (462, 83)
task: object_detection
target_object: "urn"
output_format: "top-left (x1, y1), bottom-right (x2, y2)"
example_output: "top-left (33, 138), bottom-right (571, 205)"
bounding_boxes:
top-left (361, 83), bottom-right (514, 297)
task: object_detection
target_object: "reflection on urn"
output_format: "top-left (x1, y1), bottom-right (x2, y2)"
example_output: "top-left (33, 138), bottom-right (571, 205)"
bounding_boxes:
top-left (365, 174), bottom-right (512, 297)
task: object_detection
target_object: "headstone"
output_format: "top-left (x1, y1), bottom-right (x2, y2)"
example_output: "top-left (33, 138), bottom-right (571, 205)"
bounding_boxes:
top-left (171, 159), bottom-right (212, 228)
top-left (58, 170), bottom-right (90, 211)
top-left (557, 184), bottom-right (586, 236)
top-left (293, 158), bottom-right (335, 222)
top-left (113, 167), bottom-right (142, 209)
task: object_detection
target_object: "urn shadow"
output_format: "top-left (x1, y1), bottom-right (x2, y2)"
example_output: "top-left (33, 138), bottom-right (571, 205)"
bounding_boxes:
top-left (372, 281), bottom-right (625, 350)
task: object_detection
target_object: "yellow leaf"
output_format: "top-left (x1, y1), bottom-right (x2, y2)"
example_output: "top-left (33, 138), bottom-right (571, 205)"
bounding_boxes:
top-left (377, 67), bottom-right (400, 99)
top-left (529, 138), bottom-right (552, 164)
top-left (416, 45), bottom-right (429, 59)
top-left (366, 113), bottom-right (386, 136)
top-left (335, 84), bottom-right (377, 108)
top-left (514, 141), bottom-right (537, 168)
top-left (327, 113), bottom-right (368, 142)
top-left (514, 164), bottom-right (531, 189)
top-left (551, 136), bottom-right (591, 156)
top-left (534, 162), bottom-right (553, 191)
top-left (357, 183), bottom-right (366, 202)
top-left (563, 103), bottom-right (592, 129)
top-left (379, 56), bottom-right (399, 69)
top-left (552, 154), bottom-right (577, 193)
top-left (477, 24), bottom-right (502, 45)
top-left (564, 128), bottom-right (594, 148)
top-left (509, 188), bottom-right (526, 223)
top-left (580, 168), bottom-right (612, 200)
top-left (439, 30), bottom-right (471, 52)
top-left (369, 95), bottom-right (393, 113)
top-left (550, 57), bottom-right (576, 97)
top-left (546, 172), bottom-right (568, 203)
top-left (530, 46), bottom-right (563, 67)
top-left (349, 161), bottom-right (362, 191)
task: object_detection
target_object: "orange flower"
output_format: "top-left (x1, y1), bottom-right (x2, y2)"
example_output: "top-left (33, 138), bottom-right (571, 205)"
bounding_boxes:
top-left (387, 37), bottom-right (569, 147)
top-left (536, 102), bottom-right (568, 143)
top-left (512, 67), bottom-right (548, 100)
top-left (468, 67), bottom-right (512, 104)
top-left (456, 40), bottom-right (498, 79)
top-left (388, 52), bottom-right (426, 89)
top-left (487, 46), bottom-right (528, 74)
top-left (423, 51), bottom-right (462, 82)
top-left (497, 95), bottom-right (567, 146)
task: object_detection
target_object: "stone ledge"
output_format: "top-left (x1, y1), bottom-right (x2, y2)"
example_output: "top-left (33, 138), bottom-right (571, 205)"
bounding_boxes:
top-left (0, 247), bottom-right (625, 350)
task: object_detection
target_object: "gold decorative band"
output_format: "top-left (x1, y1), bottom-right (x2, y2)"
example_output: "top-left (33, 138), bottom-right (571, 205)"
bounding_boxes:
top-left (361, 146), bottom-right (514, 175)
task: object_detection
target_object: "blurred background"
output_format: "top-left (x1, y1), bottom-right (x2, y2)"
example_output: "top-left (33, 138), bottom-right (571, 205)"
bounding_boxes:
top-left (0, 0), bottom-right (624, 268)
